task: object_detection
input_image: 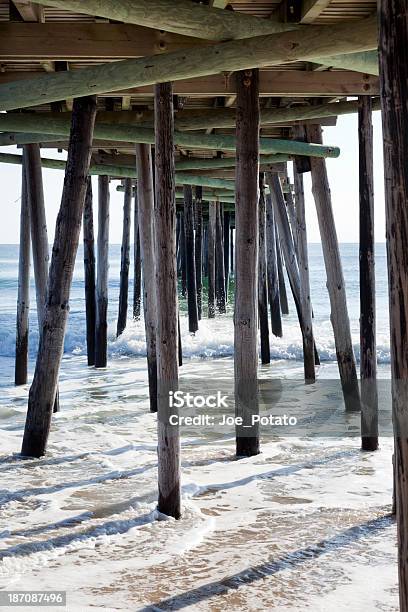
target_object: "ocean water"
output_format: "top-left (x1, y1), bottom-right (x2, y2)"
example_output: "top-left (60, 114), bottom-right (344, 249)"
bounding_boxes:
top-left (0, 243), bottom-right (398, 610)
top-left (0, 242), bottom-right (392, 365)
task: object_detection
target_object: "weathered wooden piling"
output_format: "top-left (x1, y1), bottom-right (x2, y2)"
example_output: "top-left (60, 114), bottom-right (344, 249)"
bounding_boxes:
top-left (133, 186), bottom-right (142, 320)
top-left (235, 68), bottom-right (260, 457)
top-left (307, 124), bottom-right (360, 411)
top-left (21, 95), bottom-right (97, 458)
top-left (258, 174), bottom-right (270, 364)
top-left (194, 186), bottom-right (203, 320)
top-left (265, 193), bottom-right (282, 338)
top-left (230, 225), bottom-right (234, 274)
top-left (276, 232), bottom-right (289, 315)
top-left (378, 0), bottom-right (408, 603)
top-left (135, 143), bottom-right (158, 413)
top-left (215, 202), bottom-right (226, 313)
top-left (95, 175), bottom-right (110, 368)
top-left (208, 202), bottom-right (216, 318)
top-left (183, 184), bottom-right (199, 332)
top-left (15, 151), bottom-right (30, 386)
top-left (116, 178), bottom-right (132, 337)
top-left (155, 82), bottom-right (181, 519)
top-left (179, 214), bottom-right (187, 298)
top-left (358, 96), bottom-right (378, 451)
top-left (294, 166), bottom-right (315, 382)
top-left (25, 143), bottom-right (59, 413)
top-left (83, 176), bottom-right (96, 366)
top-left (223, 211), bottom-right (230, 302)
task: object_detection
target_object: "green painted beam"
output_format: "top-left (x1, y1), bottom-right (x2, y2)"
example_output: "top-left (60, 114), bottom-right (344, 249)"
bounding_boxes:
top-left (28, 0), bottom-right (297, 41)
top-left (0, 115), bottom-right (340, 157)
top-left (314, 50), bottom-right (379, 76)
top-left (0, 16), bottom-right (377, 112)
top-left (0, 97), bottom-right (379, 135)
top-left (28, 0), bottom-right (375, 74)
top-left (0, 152), bottom-right (236, 191)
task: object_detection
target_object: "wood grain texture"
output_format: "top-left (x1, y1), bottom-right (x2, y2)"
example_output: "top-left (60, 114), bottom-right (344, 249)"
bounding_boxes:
top-left (183, 184), bottom-right (199, 332)
top-left (378, 1), bottom-right (408, 604)
top-left (136, 144), bottom-right (158, 413)
top-left (21, 95), bottom-right (97, 457)
top-left (116, 178), bottom-right (132, 337)
top-left (155, 82), bottom-right (181, 519)
top-left (83, 176), bottom-right (96, 366)
top-left (234, 69), bottom-right (260, 458)
top-left (95, 175), bottom-right (110, 368)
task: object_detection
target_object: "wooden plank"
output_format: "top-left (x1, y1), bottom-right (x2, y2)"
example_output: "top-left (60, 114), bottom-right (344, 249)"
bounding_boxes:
top-left (358, 95), bottom-right (378, 451)
top-left (21, 95), bottom-right (97, 458)
top-left (155, 81), bottom-right (181, 519)
top-left (0, 16), bottom-right (378, 111)
top-left (301, 0), bottom-right (332, 24)
top-left (378, 0), bottom-right (408, 603)
top-left (0, 70), bottom-right (379, 97)
top-left (83, 176), bottom-right (96, 366)
top-left (12, 1), bottom-right (43, 22)
top-left (95, 175), bottom-right (110, 368)
top-left (116, 178), bottom-right (132, 337)
top-left (15, 150), bottom-right (30, 385)
top-left (0, 23), bottom-right (209, 60)
top-left (136, 143), bottom-right (158, 413)
top-left (235, 68), bottom-right (260, 458)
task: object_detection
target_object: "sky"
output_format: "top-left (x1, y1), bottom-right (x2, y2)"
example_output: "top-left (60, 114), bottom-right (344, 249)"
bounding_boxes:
top-left (0, 110), bottom-right (385, 244)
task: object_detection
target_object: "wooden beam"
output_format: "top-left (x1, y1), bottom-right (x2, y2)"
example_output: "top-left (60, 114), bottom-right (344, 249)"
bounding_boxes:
top-left (0, 16), bottom-right (377, 112)
top-left (28, 0), bottom-right (296, 40)
top-left (116, 178), bottom-right (132, 337)
top-left (83, 177), bottom-right (96, 366)
top-left (21, 95), bottom-right (97, 458)
top-left (313, 50), bottom-right (379, 76)
top-left (12, 1), bottom-right (43, 22)
top-left (301, 0), bottom-right (331, 24)
top-left (211, 0), bottom-right (230, 8)
top-left (0, 70), bottom-right (379, 98)
top-left (0, 115), bottom-right (340, 157)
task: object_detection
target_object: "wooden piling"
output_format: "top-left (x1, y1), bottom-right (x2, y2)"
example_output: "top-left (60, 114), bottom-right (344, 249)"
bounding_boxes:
top-left (230, 226), bottom-right (234, 274)
top-left (258, 173), bottom-right (270, 364)
top-left (135, 143), bottom-right (158, 413)
top-left (15, 150), bottom-right (30, 385)
top-left (307, 124), bottom-right (360, 411)
top-left (194, 186), bottom-right (203, 320)
top-left (179, 214), bottom-right (187, 298)
top-left (215, 202), bottom-right (226, 313)
top-left (208, 202), bottom-right (216, 318)
top-left (155, 81), bottom-right (181, 519)
top-left (235, 68), bottom-right (260, 457)
top-left (83, 176), bottom-right (96, 366)
top-left (95, 175), bottom-right (110, 368)
top-left (294, 166), bottom-right (315, 382)
top-left (378, 1), bottom-right (408, 602)
top-left (276, 232), bottom-right (289, 315)
top-left (133, 186), bottom-right (142, 320)
top-left (183, 184), bottom-right (199, 332)
top-left (21, 95), bottom-right (97, 458)
top-left (358, 96), bottom-right (378, 451)
top-left (116, 178), bottom-right (132, 337)
top-left (265, 193), bottom-right (282, 338)
top-left (25, 143), bottom-right (59, 413)
top-left (223, 211), bottom-right (230, 302)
